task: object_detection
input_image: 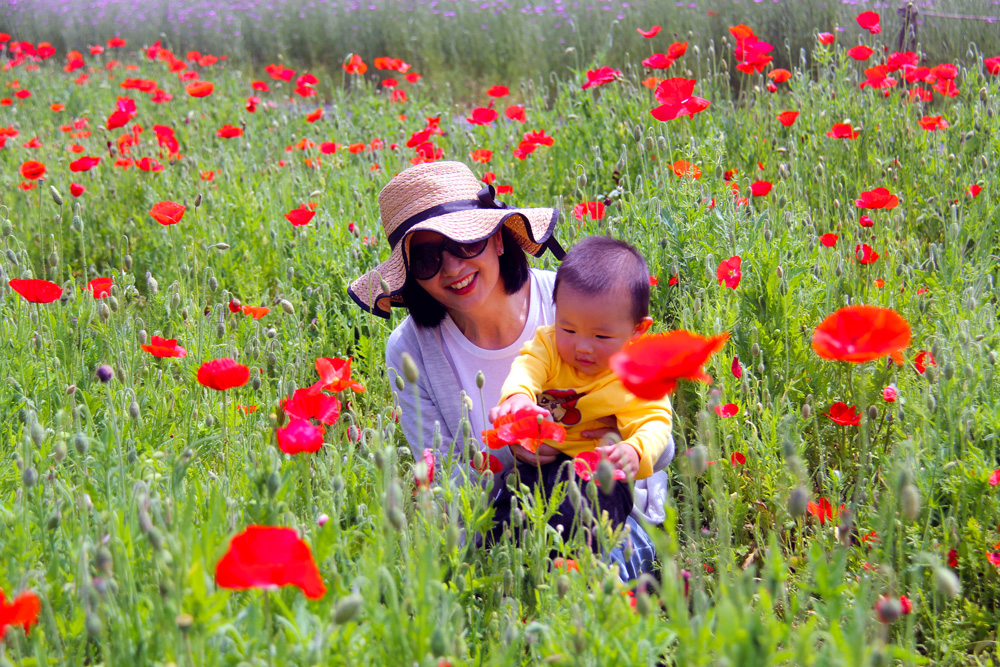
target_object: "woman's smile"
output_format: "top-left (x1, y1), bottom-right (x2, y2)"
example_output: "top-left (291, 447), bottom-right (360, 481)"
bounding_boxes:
top-left (446, 272), bottom-right (478, 294)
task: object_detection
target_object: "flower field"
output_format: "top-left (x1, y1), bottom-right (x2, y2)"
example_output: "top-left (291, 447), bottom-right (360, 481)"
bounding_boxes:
top-left (2, 3), bottom-right (1000, 665)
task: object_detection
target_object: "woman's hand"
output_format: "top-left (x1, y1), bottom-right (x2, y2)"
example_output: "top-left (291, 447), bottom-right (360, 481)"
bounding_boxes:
top-left (511, 442), bottom-right (560, 466)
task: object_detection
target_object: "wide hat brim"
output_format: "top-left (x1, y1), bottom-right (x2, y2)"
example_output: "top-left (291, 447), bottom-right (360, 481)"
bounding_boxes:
top-left (348, 205), bottom-right (560, 318)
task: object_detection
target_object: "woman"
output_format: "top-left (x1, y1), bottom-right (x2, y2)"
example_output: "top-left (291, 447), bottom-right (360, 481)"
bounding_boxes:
top-left (348, 161), bottom-right (671, 579)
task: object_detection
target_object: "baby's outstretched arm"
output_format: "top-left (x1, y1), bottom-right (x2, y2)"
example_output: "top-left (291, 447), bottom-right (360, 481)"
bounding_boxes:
top-left (488, 393), bottom-right (549, 424)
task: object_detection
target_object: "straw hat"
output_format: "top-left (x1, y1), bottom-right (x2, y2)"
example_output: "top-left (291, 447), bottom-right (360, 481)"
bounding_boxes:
top-left (348, 161), bottom-right (564, 318)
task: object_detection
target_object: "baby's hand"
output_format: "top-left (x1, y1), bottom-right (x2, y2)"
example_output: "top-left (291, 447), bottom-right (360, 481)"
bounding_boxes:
top-left (595, 441), bottom-right (640, 480)
top-left (488, 394), bottom-right (548, 424)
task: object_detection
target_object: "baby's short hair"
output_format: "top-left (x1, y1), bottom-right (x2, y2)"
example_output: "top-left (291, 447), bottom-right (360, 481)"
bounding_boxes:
top-left (552, 235), bottom-right (650, 323)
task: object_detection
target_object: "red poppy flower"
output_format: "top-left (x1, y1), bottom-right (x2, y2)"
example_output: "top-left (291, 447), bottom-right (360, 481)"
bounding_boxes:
top-left (637, 25), bottom-right (661, 38)
top-left (141, 335), bottom-right (188, 358)
top-left (819, 233), bottom-right (838, 247)
top-left (0, 589), bottom-right (41, 636)
top-left (470, 148), bottom-right (493, 164)
top-left (486, 85), bottom-right (509, 97)
top-left (642, 53), bottom-right (676, 70)
top-left (847, 45), bottom-right (874, 61)
top-left (282, 387), bottom-right (341, 425)
top-left (85, 277), bottom-right (113, 298)
top-left (855, 243), bottom-right (879, 264)
top-left (342, 54), bottom-right (367, 75)
top-left (610, 330), bottom-right (729, 400)
top-left (471, 452), bottom-right (504, 475)
top-left (467, 107), bottom-right (497, 126)
top-left (217, 124), bottom-right (243, 138)
top-left (812, 305), bottom-right (910, 364)
top-left (215, 525), bottom-right (326, 598)
top-left (415, 448), bottom-right (436, 488)
top-left (136, 157), bottom-right (163, 172)
top-left (494, 410), bottom-right (567, 454)
top-left (668, 274), bottom-right (679, 286)
top-left (650, 78), bottom-right (710, 121)
top-left (883, 385), bottom-right (898, 402)
top-left (9, 278), bottom-right (62, 303)
top-left (505, 104), bottom-right (526, 122)
top-left (857, 10), bottom-right (881, 33)
top-left (918, 115), bottom-right (949, 131)
top-left (913, 350), bottom-right (936, 374)
top-left (826, 402), bottom-right (861, 425)
top-left (932, 79), bottom-right (960, 98)
top-left (988, 469), bottom-right (1000, 486)
top-left (241, 305), bottom-right (270, 319)
top-left (731, 452), bottom-right (746, 465)
top-left (315, 356), bottom-right (366, 393)
top-left (777, 110), bottom-right (799, 126)
top-left (807, 497), bottom-right (835, 524)
top-left (826, 123), bottom-right (859, 140)
top-left (964, 183), bottom-right (981, 198)
top-left (573, 201), bottom-right (606, 221)
top-left (69, 156), bottom-right (101, 172)
top-left (70, 183), bottom-right (85, 197)
top-left (947, 548), bottom-right (959, 567)
top-left (185, 81), bottom-right (214, 97)
top-left (19, 160), bottom-right (46, 180)
top-left (306, 108), bottom-right (323, 123)
top-left (573, 451), bottom-right (626, 483)
top-left (523, 129), bottom-right (554, 146)
top-left (817, 32), bottom-right (835, 45)
top-left (985, 57), bottom-right (1000, 75)
top-left (197, 358), bottom-right (250, 391)
top-left (580, 66), bottom-right (622, 90)
top-left (285, 206), bottom-right (316, 226)
top-left (149, 201), bottom-right (185, 226)
top-left (717, 256), bottom-right (742, 288)
top-left (750, 180), bottom-right (772, 197)
top-left (855, 187), bottom-right (899, 209)
top-left (715, 403), bottom-right (739, 418)
top-left (768, 68), bottom-right (791, 83)
top-left (671, 160), bottom-right (701, 179)
top-left (496, 185), bottom-right (513, 195)
top-left (512, 140), bottom-right (536, 160)
top-left (668, 42), bottom-right (688, 59)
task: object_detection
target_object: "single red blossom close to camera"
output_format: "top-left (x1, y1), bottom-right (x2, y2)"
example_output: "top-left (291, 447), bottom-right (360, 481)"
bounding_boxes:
top-left (855, 243), bottom-right (879, 264)
top-left (20, 160), bottom-right (46, 180)
top-left (818, 32), bottom-right (835, 45)
top-left (149, 201), bottom-right (185, 225)
top-left (967, 184), bottom-right (982, 198)
top-left (913, 350), bottom-right (936, 374)
top-left (826, 123), bottom-right (859, 139)
top-left (812, 305), bottom-right (911, 364)
top-left (141, 335), bottom-right (188, 358)
top-left (581, 66), bottom-right (622, 90)
top-left (731, 452), bottom-right (746, 465)
top-left (825, 402), bottom-right (862, 426)
top-left (282, 387), bottom-right (341, 425)
top-left (610, 330), bottom-right (729, 400)
top-left (573, 451), bottom-right (626, 483)
top-left (505, 104), bottom-right (526, 122)
top-left (70, 183), bottom-right (85, 197)
top-left (186, 81), bottom-right (214, 97)
top-left (650, 78), bottom-right (710, 121)
top-left (750, 180), bottom-right (772, 197)
top-left (574, 201), bottom-right (606, 221)
top-left (859, 215), bottom-right (874, 227)
top-left (715, 403), bottom-right (739, 418)
top-left (847, 45), bottom-right (874, 61)
top-left (637, 25), bottom-right (661, 38)
top-left (276, 418), bottom-right (324, 454)
top-left (217, 124), bottom-right (243, 138)
top-left (285, 206), bottom-right (316, 226)
top-left (777, 110), bottom-right (799, 126)
top-left (197, 358), bottom-right (250, 391)
top-left (315, 356), bottom-right (366, 393)
top-left (0, 589), bottom-right (41, 636)
top-left (342, 54), bottom-right (367, 75)
top-left (467, 106), bottom-right (498, 126)
top-left (856, 187), bottom-right (899, 209)
top-left (470, 148), bottom-right (493, 163)
top-left (492, 410), bottom-right (567, 454)
top-left (717, 256), bottom-right (742, 289)
top-left (215, 525), bottom-right (326, 598)
top-left (883, 385), bottom-right (898, 402)
top-left (918, 115), bottom-right (949, 131)
top-left (857, 11), bottom-right (881, 34)
top-left (808, 497), bottom-right (836, 524)
top-left (9, 278), bottom-right (62, 303)
top-left (486, 85), bottom-right (509, 97)
top-left (820, 233), bottom-right (838, 247)
top-left (768, 68), bottom-right (791, 83)
top-left (85, 277), bottom-right (113, 298)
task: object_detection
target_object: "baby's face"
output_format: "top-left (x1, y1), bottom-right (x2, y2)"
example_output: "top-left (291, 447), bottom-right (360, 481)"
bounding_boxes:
top-left (554, 284), bottom-right (642, 376)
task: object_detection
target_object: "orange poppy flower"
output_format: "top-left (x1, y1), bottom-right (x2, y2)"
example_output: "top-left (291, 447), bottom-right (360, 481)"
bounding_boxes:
top-left (315, 357), bottom-right (365, 393)
top-left (306, 108), bottom-right (323, 123)
top-left (140, 335), bottom-right (188, 358)
top-left (19, 160), bottom-right (46, 180)
top-left (241, 305), bottom-right (270, 319)
top-left (812, 305), bottom-right (910, 364)
top-left (610, 331), bottom-right (729, 400)
top-left (342, 54), bottom-right (367, 75)
top-left (185, 81), bottom-right (214, 97)
top-left (149, 201), bottom-right (185, 225)
top-left (0, 588), bottom-right (41, 636)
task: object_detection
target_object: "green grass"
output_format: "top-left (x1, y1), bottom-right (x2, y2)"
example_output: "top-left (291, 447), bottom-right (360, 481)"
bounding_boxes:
top-left (1, 9), bottom-right (1000, 666)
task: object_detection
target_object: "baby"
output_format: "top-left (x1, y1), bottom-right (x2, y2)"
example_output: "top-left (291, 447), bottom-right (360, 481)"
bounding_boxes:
top-left (486, 235), bottom-right (673, 544)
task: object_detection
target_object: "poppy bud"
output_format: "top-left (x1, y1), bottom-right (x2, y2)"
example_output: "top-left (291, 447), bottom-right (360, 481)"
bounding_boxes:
top-left (29, 419), bottom-right (45, 447)
top-left (97, 364), bottom-right (113, 383)
top-left (207, 275), bottom-right (218, 292)
top-left (50, 185), bottom-right (64, 206)
top-left (22, 466), bottom-right (38, 489)
top-left (394, 374), bottom-right (405, 391)
top-left (74, 432), bottom-right (89, 455)
top-left (123, 253), bottom-right (133, 271)
top-left (596, 458), bottom-right (616, 493)
top-left (577, 172), bottom-right (587, 189)
top-left (333, 593), bottom-right (364, 624)
top-left (867, 405), bottom-right (878, 421)
top-left (934, 566), bottom-right (961, 599)
top-left (146, 272), bottom-right (158, 295)
top-left (633, 123), bottom-right (643, 143)
top-left (688, 445), bottom-right (709, 476)
top-left (399, 352), bottom-right (419, 383)
top-left (787, 486), bottom-right (808, 517)
top-left (252, 373), bottom-right (261, 390)
top-left (216, 322), bottom-right (226, 339)
top-left (644, 137), bottom-right (655, 152)
top-left (900, 483), bottom-right (921, 520)
top-left (379, 277), bottom-right (391, 296)
top-left (128, 400), bottom-right (141, 421)
top-left (54, 440), bottom-right (67, 463)
top-left (557, 574), bottom-right (571, 598)
top-left (47, 250), bottom-right (59, 268)
top-left (96, 546), bottom-right (113, 575)
top-left (194, 194), bottom-right (202, 208)
top-left (874, 595), bottom-right (902, 624)
top-left (567, 478), bottom-right (582, 510)
top-left (85, 612), bottom-right (103, 638)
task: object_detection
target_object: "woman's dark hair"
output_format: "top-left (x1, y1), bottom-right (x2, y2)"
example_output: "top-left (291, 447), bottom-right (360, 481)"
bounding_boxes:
top-left (552, 235), bottom-right (649, 323)
top-left (401, 224), bottom-right (531, 328)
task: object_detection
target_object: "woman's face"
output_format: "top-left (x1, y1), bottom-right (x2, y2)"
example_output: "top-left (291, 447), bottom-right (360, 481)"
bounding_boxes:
top-left (409, 230), bottom-right (504, 315)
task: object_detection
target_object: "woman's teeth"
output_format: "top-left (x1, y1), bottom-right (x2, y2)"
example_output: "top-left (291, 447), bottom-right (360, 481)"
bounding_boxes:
top-left (449, 274), bottom-right (475, 290)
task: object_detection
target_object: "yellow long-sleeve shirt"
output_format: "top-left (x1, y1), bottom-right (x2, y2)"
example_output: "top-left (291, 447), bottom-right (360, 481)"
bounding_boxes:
top-left (499, 325), bottom-right (673, 479)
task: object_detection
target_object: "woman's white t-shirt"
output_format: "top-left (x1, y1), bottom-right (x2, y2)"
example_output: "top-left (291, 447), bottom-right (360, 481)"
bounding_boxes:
top-left (439, 270), bottom-right (555, 444)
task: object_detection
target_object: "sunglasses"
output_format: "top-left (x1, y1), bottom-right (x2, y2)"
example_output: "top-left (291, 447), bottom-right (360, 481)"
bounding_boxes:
top-left (408, 237), bottom-right (490, 280)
